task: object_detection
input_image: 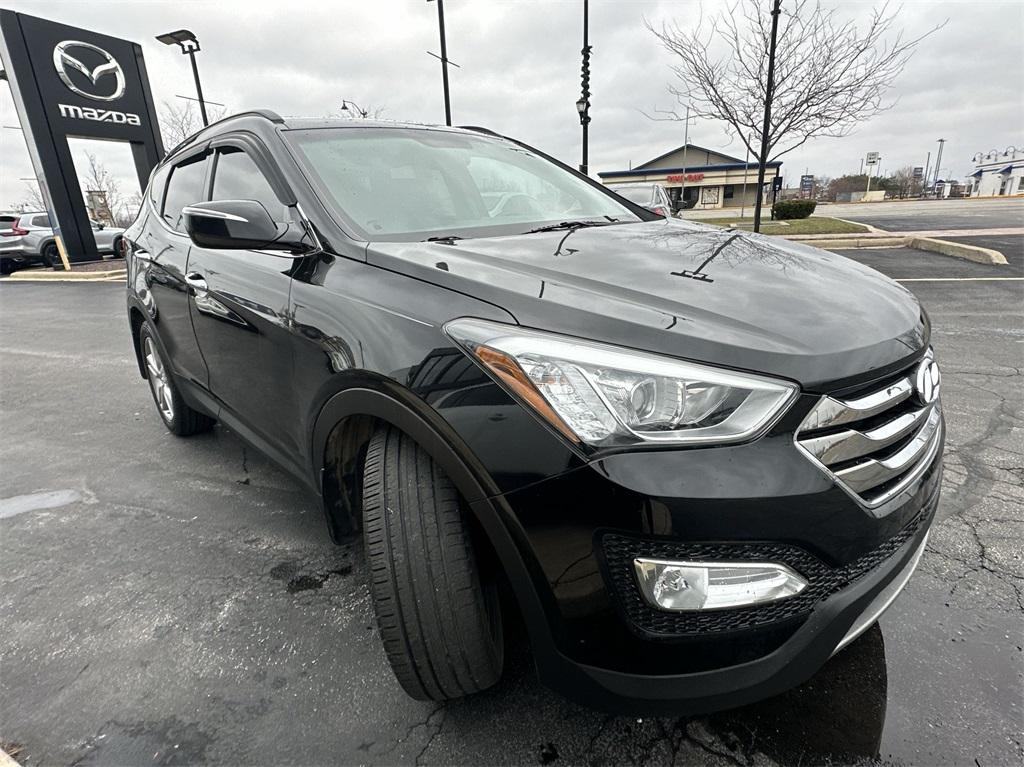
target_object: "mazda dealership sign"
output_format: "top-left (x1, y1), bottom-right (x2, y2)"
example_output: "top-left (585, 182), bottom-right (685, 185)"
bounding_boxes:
top-left (0, 11), bottom-right (163, 262)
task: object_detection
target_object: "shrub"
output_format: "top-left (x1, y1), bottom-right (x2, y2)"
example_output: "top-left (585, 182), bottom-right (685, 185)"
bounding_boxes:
top-left (772, 199), bottom-right (817, 219)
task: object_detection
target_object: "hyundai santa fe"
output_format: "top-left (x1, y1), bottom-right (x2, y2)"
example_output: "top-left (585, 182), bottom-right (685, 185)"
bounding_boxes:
top-left (124, 111), bottom-right (943, 713)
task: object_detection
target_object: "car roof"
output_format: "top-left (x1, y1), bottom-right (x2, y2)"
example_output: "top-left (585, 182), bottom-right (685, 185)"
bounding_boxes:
top-left (165, 110), bottom-right (504, 160)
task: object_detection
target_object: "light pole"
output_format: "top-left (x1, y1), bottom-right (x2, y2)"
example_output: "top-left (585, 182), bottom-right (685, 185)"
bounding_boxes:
top-left (340, 100), bottom-right (369, 118)
top-left (427, 0), bottom-right (452, 126)
top-left (752, 0), bottom-right (782, 233)
top-left (678, 104), bottom-right (692, 208)
top-left (740, 137), bottom-right (751, 219)
top-left (933, 138), bottom-right (946, 193)
top-left (156, 29), bottom-right (208, 127)
top-left (577, 0), bottom-right (592, 175)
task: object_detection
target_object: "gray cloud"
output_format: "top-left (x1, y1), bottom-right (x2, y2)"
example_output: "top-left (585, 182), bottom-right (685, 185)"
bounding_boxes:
top-left (2, 0), bottom-right (1021, 211)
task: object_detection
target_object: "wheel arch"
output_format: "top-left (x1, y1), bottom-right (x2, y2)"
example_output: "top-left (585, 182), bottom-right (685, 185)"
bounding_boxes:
top-left (128, 303), bottom-right (148, 378)
top-left (312, 380), bottom-right (564, 661)
top-left (312, 380), bottom-right (503, 540)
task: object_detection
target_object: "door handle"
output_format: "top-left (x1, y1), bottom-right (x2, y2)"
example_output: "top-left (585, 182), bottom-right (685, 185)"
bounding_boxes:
top-left (185, 272), bottom-right (208, 294)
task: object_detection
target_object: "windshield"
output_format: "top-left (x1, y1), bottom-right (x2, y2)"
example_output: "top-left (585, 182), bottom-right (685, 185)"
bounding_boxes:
top-left (285, 127), bottom-right (642, 241)
top-left (614, 187), bottom-right (654, 205)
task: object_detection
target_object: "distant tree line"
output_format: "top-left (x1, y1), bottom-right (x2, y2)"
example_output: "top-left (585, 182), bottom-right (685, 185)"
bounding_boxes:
top-left (792, 166), bottom-right (932, 201)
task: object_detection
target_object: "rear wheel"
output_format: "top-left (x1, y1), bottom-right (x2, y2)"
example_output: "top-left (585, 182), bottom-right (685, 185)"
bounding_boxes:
top-left (111, 235), bottom-right (123, 260)
top-left (139, 324), bottom-right (215, 436)
top-left (42, 242), bottom-right (60, 270)
top-left (362, 425), bottom-right (504, 701)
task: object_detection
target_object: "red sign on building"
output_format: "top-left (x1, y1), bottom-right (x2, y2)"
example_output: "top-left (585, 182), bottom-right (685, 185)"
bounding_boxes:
top-left (666, 173), bottom-right (705, 183)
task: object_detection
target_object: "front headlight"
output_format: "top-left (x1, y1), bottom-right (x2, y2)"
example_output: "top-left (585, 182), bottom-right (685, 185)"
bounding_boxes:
top-left (444, 318), bottom-right (798, 448)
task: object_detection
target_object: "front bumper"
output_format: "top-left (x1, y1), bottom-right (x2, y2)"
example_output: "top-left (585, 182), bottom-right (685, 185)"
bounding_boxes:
top-left (528, 486), bottom-right (936, 714)
top-left (489, 399), bottom-right (943, 714)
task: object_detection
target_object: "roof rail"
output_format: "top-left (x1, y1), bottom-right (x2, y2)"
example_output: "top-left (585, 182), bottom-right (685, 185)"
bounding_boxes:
top-left (245, 109), bottom-right (285, 123)
top-left (457, 125), bottom-right (502, 137)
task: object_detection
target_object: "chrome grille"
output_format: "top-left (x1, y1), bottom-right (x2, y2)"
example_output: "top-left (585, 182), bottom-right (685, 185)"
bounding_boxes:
top-left (796, 352), bottom-right (943, 508)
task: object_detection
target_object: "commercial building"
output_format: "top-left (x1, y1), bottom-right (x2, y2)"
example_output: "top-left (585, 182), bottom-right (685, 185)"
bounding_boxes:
top-left (598, 144), bottom-right (782, 211)
top-left (969, 146), bottom-right (1024, 197)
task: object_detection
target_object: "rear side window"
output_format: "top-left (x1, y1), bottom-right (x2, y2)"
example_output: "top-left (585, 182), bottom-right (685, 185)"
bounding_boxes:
top-left (148, 164), bottom-right (171, 209)
top-left (162, 154), bottom-right (209, 232)
top-left (211, 147), bottom-right (287, 221)
top-left (31, 214), bottom-right (51, 227)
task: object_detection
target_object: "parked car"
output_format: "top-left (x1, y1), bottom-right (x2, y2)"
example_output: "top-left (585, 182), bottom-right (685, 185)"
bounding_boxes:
top-left (0, 211), bottom-right (124, 273)
top-left (125, 111), bottom-right (943, 714)
top-left (610, 183), bottom-right (674, 217)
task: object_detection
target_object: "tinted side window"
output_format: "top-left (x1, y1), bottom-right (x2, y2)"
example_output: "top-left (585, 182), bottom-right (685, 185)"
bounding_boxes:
top-left (31, 215), bottom-right (52, 228)
top-left (162, 155), bottom-right (209, 232)
top-left (212, 147), bottom-right (287, 221)
top-left (148, 164), bottom-right (172, 209)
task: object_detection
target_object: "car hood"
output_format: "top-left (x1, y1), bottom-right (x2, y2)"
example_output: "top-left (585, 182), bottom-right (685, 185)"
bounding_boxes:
top-left (367, 219), bottom-right (927, 390)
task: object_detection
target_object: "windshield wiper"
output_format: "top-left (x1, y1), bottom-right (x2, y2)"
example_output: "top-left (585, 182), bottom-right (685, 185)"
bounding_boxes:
top-left (522, 217), bottom-right (619, 235)
top-left (423, 235), bottom-right (463, 244)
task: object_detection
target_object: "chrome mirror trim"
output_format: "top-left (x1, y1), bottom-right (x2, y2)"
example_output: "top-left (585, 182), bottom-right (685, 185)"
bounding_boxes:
top-left (182, 205), bottom-right (249, 223)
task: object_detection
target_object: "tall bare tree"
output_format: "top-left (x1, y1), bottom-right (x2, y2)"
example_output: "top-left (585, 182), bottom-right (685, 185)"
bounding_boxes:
top-left (159, 99), bottom-right (226, 150)
top-left (647, 1), bottom-right (942, 223)
top-left (80, 151), bottom-right (146, 226)
top-left (17, 182), bottom-right (45, 212)
top-left (889, 165), bottom-right (917, 199)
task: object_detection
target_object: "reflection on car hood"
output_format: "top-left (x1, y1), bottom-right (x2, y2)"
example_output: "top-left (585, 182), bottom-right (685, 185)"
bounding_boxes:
top-left (367, 219), bottom-right (927, 389)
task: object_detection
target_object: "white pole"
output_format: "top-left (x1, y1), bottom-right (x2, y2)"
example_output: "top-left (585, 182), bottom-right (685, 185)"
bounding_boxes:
top-left (679, 104), bottom-right (690, 210)
top-left (740, 138), bottom-right (750, 219)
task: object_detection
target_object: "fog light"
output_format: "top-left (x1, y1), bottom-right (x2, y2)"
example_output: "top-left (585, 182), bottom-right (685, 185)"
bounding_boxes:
top-left (633, 558), bottom-right (808, 611)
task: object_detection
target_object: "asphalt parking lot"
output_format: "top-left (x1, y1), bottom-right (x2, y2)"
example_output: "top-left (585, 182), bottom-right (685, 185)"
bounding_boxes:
top-left (824, 197), bottom-right (1024, 235)
top-left (1, 243), bottom-right (1021, 766)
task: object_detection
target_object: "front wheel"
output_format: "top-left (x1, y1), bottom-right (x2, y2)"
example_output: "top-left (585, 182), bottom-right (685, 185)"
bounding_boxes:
top-left (362, 426), bottom-right (504, 701)
top-left (42, 242), bottom-right (61, 270)
top-left (139, 324), bottom-right (215, 436)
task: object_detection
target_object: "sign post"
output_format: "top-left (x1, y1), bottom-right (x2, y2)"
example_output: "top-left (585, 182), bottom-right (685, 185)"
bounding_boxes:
top-left (864, 151), bottom-right (880, 197)
top-left (800, 174), bottom-right (815, 199)
top-left (0, 11), bottom-right (163, 264)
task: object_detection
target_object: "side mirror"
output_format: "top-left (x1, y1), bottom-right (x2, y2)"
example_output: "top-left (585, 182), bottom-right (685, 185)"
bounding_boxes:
top-left (183, 200), bottom-right (309, 253)
top-left (96, 222), bottom-right (105, 230)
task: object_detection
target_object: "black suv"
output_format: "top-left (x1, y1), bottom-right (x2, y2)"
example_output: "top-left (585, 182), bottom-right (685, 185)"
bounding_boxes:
top-left (125, 111), bottom-right (943, 713)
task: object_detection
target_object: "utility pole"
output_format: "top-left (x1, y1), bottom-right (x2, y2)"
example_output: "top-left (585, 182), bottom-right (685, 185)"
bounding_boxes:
top-left (752, 0), bottom-right (782, 233)
top-left (923, 151), bottom-right (931, 197)
top-left (679, 103), bottom-right (690, 207)
top-left (576, 0), bottom-right (592, 175)
top-left (740, 137), bottom-right (751, 219)
top-left (428, 0), bottom-right (452, 126)
top-left (933, 138), bottom-right (945, 190)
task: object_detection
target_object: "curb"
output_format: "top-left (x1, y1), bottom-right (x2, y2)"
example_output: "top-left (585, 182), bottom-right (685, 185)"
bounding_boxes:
top-left (909, 237), bottom-right (1008, 265)
top-left (790, 236), bottom-right (908, 249)
top-left (5, 268), bottom-right (127, 282)
top-left (787, 234), bottom-right (1008, 265)
top-left (827, 216), bottom-right (882, 234)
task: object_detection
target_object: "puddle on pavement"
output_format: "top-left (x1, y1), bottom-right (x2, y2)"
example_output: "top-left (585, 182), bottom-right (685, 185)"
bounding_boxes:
top-left (0, 489), bottom-right (83, 519)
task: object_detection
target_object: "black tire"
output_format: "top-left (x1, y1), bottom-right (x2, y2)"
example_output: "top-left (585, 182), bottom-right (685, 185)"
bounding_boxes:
top-left (111, 235), bottom-right (123, 259)
top-left (138, 323), bottom-right (216, 437)
top-left (362, 426), bottom-right (504, 701)
top-left (42, 242), bottom-right (60, 270)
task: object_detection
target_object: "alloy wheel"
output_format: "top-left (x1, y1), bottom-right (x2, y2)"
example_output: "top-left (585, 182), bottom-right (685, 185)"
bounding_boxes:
top-left (144, 336), bottom-right (174, 422)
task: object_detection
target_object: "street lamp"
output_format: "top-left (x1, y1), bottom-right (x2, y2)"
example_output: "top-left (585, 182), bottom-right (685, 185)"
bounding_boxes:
top-left (577, 0), bottom-right (592, 176)
top-left (340, 100), bottom-right (369, 118)
top-left (156, 29), bottom-right (209, 127)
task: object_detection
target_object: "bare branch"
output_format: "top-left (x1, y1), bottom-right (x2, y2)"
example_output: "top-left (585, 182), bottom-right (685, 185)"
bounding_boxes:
top-left (646, 1), bottom-right (945, 164)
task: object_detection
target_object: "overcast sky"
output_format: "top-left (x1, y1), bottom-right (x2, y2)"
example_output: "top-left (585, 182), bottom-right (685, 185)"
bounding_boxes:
top-left (2, 0), bottom-right (1022, 211)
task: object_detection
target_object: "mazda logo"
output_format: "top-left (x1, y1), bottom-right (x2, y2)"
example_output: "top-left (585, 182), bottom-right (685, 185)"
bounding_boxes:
top-left (915, 356), bottom-right (941, 406)
top-left (53, 40), bottom-right (125, 102)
